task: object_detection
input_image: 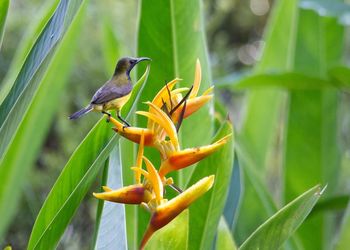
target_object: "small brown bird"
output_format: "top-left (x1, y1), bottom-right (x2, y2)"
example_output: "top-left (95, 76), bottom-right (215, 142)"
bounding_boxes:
top-left (69, 57), bottom-right (151, 126)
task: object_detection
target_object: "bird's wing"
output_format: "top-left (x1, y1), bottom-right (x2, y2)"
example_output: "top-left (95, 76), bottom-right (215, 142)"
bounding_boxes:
top-left (91, 83), bottom-right (132, 104)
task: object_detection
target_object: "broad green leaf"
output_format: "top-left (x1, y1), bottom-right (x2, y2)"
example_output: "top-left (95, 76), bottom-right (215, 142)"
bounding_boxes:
top-left (216, 217), bottom-right (237, 250)
top-left (187, 121), bottom-right (234, 250)
top-left (27, 66), bottom-right (150, 250)
top-left (222, 72), bottom-right (337, 90)
top-left (0, 0), bottom-right (83, 160)
top-left (335, 202), bottom-right (350, 250)
top-left (0, 0), bottom-right (60, 102)
top-left (137, 0), bottom-right (213, 242)
top-left (240, 185), bottom-right (323, 250)
top-left (0, 0), bottom-right (86, 238)
top-left (284, 7), bottom-right (344, 250)
top-left (94, 144), bottom-right (127, 250)
top-left (0, 0), bottom-right (9, 49)
top-left (145, 210), bottom-right (189, 250)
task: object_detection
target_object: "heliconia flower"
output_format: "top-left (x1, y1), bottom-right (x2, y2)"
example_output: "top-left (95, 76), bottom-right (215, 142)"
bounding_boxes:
top-left (140, 175), bottom-right (215, 250)
top-left (158, 134), bottom-right (231, 177)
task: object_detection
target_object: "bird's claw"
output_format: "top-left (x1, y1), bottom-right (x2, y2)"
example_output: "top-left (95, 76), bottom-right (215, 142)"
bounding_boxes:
top-left (122, 124), bottom-right (130, 131)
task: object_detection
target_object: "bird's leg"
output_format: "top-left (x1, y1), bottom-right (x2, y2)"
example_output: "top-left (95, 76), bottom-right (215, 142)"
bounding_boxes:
top-left (102, 111), bottom-right (111, 123)
top-left (117, 111), bottom-right (131, 129)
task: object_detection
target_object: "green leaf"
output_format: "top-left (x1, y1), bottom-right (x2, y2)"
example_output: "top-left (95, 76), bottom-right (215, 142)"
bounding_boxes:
top-left (0, 0), bottom-right (87, 239)
top-left (0, 0), bottom-right (9, 49)
top-left (216, 217), bottom-right (237, 250)
top-left (94, 144), bottom-right (127, 249)
top-left (145, 210), bottom-right (189, 250)
top-left (0, 0), bottom-right (60, 102)
top-left (0, 0), bottom-right (83, 159)
top-left (240, 185), bottom-right (324, 250)
top-left (91, 159), bottom-right (109, 247)
top-left (284, 6), bottom-right (344, 250)
top-left (186, 121), bottom-right (234, 250)
top-left (27, 66), bottom-right (150, 250)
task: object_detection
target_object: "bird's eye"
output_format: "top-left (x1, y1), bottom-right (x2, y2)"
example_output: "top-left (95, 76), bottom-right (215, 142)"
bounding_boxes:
top-left (130, 60), bottom-right (136, 64)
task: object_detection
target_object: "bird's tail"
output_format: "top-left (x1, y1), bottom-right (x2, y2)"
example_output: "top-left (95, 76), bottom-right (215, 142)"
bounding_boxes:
top-left (69, 105), bottom-right (93, 120)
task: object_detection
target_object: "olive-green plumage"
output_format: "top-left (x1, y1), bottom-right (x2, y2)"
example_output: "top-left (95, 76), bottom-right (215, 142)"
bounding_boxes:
top-left (69, 56), bottom-right (151, 125)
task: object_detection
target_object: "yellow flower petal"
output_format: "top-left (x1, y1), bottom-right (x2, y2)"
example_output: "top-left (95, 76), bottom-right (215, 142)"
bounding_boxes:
top-left (93, 184), bottom-right (152, 204)
top-left (159, 134), bottom-right (231, 176)
top-left (134, 130), bottom-right (145, 184)
top-left (143, 156), bottom-right (163, 202)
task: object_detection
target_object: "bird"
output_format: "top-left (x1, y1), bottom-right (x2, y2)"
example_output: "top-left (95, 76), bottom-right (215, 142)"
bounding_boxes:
top-left (69, 56), bottom-right (151, 126)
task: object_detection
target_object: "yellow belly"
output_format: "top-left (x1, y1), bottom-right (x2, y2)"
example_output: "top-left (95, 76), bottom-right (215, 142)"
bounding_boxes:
top-left (92, 93), bottom-right (131, 112)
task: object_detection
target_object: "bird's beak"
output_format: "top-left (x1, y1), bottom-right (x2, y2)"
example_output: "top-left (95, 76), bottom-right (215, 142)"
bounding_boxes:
top-left (136, 57), bottom-right (152, 64)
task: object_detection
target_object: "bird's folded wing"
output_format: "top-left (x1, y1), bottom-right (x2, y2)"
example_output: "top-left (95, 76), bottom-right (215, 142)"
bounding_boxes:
top-left (91, 84), bottom-right (132, 104)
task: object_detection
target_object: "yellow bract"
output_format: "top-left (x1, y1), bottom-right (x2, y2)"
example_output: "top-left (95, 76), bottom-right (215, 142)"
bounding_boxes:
top-left (93, 59), bottom-right (231, 249)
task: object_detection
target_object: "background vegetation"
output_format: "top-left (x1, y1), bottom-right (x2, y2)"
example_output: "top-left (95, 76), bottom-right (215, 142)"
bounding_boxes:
top-left (0, 0), bottom-right (350, 249)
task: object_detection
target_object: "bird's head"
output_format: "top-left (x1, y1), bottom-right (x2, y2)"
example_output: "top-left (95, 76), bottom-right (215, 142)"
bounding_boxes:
top-left (114, 57), bottom-right (151, 76)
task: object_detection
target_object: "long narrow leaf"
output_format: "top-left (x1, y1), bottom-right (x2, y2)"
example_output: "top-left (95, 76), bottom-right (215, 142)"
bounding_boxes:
top-left (0, 0), bottom-right (86, 238)
top-left (240, 185), bottom-right (323, 250)
top-left (0, 0), bottom-right (60, 102)
top-left (284, 7), bottom-right (344, 250)
top-left (0, 0), bottom-right (82, 158)
top-left (27, 66), bottom-right (150, 250)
